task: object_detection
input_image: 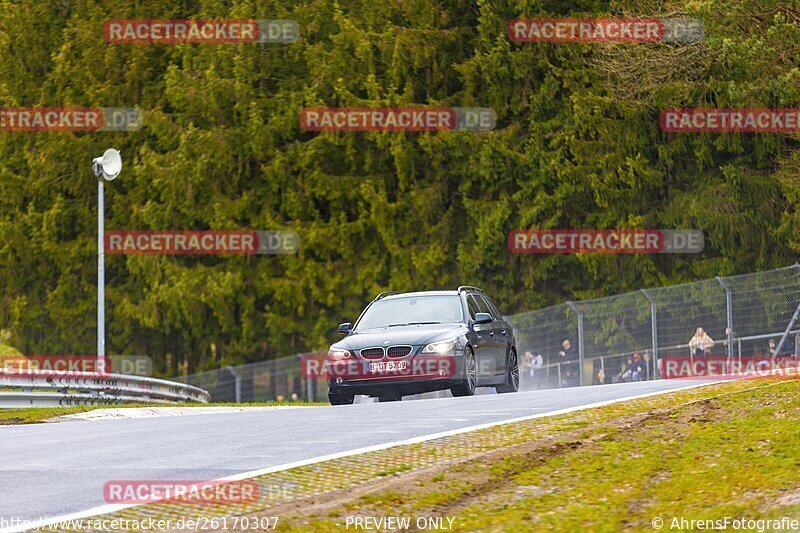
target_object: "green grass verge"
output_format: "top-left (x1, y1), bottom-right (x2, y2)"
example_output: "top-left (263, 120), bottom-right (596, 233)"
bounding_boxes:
top-left (0, 406), bottom-right (95, 424)
top-left (280, 379), bottom-right (800, 531)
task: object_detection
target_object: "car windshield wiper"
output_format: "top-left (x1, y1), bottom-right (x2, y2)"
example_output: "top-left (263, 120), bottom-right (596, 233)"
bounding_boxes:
top-left (385, 321), bottom-right (442, 327)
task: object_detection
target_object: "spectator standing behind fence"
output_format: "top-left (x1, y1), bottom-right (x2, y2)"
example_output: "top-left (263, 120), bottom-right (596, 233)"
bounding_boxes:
top-left (768, 338), bottom-right (785, 368)
top-left (522, 351), bottom-right (535, 386)
top-left (689, 327), bottom-right (714, 371)
top-left (631, 353), bottom-right (645, 381)
top-left (533, 352), bottom-right (543, 388)
top-left (558, 339), bottom-right (579, 387)
top-left (618, 357), bottom-right (634, 382)
top-left (614, 355), bottom-right (644, 383)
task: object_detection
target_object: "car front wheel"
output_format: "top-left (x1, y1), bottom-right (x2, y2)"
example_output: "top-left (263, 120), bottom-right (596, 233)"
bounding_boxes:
top-left (451, 346), bottom-right (476, 397)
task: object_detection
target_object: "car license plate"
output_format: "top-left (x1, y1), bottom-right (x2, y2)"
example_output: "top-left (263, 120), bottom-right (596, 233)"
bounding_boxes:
top-left (369, 360), bottom-right (408, 373)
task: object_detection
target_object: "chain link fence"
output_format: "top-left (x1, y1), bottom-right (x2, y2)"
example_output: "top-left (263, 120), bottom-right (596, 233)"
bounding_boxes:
top-left (175, 264), bottom-right (800, 401)
top-left (173, 354), bottom-right (326, 403)
top-left (514, 264), bottom-right (800, 390)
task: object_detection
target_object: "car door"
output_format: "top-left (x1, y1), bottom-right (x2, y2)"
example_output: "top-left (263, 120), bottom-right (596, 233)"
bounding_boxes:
top-left (482, 296), bottom-right (511, 376)
top-left (478, 295), bottom-right (507, 379)
top-left (466, 294), bottom-right (494, 380)
top-left (469, 294), bottom-right (503, 378)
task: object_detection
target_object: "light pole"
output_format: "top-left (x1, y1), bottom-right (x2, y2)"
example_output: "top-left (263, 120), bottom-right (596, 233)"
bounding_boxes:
top-left (92, 149), bottom-right (122, 374)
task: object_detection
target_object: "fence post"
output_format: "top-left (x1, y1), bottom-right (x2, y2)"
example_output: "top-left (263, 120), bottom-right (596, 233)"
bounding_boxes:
top-left (600, 356), bottom-right (605, 384)
top-left (641, 289), bottom-right (658, 379)
top-left (566, 301), bottom-right (584, 386)
top-left (774, 302), bottom-right (800, 362)
top-left (716, 277), bottom-right (734, 373)
top-left (225, 365), bottom-right (242, 403)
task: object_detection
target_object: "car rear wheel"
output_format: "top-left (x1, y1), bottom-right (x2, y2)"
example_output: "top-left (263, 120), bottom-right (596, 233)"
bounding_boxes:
top-left (496, 349), bottom-right (520, 394)
top-left (328, 390), bottom-right (355, 405)
top-left (451, 346), bottom-right (476, 397)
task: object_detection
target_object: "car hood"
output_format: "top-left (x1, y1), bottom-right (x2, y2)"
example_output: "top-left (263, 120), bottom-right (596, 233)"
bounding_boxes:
top-left (333, 323), bottom-right (467, 350)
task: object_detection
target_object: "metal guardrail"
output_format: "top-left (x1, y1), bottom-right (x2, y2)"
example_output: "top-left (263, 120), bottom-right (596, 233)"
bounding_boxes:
top-left (0, 370), bottom-right (210, 407)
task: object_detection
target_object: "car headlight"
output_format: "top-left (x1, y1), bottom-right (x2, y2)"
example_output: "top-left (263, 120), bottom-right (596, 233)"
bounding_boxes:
top-left (328, 348), bottom-right (351, 361)
top-left (421, 338), bottom-right (457, 355)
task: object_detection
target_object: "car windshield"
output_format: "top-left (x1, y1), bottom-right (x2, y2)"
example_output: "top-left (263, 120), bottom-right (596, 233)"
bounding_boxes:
top-left (354, 295), bottom-right (463, 330)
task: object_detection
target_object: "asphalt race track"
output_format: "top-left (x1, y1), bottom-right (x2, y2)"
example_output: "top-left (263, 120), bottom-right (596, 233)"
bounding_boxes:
top-left (0, 379), bottom-right (717, 526)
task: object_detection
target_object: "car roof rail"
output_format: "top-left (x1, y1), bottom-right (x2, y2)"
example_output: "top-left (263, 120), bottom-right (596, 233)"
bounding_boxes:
top-left (374, 291), bottom-right (400, 301)
top-left (457, 285), bottom-right (485, 294)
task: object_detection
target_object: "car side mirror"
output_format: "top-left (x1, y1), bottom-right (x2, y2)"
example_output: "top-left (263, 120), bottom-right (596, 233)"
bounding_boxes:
top-left (337, 322), bottom-right (352, 334)
top-left (474, 313), bottom-right (492, 325)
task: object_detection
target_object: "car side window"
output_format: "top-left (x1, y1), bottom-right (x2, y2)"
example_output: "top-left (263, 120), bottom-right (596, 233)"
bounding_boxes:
top-left (473, 294), bottom-right (492, 316)
top-left (482, 297), bottom-right (503, 319)
top-left (466, 294), bottom-right (481, 320)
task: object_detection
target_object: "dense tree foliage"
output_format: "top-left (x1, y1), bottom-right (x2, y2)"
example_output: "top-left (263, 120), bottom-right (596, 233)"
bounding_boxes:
top-left (0, 0), bottom-right (797, 375)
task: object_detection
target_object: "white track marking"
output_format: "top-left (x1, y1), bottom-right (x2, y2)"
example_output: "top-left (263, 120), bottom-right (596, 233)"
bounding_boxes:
top-left (50, 405), bottom-right (310, 422)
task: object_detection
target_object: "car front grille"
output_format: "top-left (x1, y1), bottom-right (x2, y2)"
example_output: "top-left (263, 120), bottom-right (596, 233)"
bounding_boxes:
top-left (387, 345), bottom-right (412, 358)
top-left (360, 347), bottom-right (384, 359)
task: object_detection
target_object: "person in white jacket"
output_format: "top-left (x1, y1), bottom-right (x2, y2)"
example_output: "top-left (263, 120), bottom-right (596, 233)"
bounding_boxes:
top-left (689, 327), bottom-right (714, 370)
